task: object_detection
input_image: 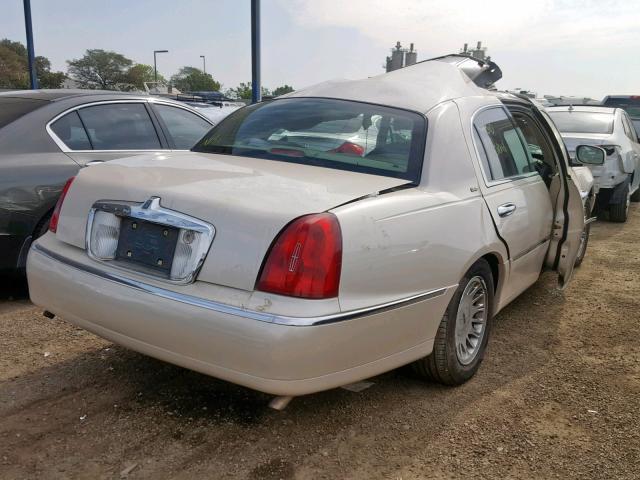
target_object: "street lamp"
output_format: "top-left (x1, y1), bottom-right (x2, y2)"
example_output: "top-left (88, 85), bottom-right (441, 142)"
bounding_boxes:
top-left (153, 50), bottom-right (169, 83)
top-left (200, 55), bottom-right (206, 74)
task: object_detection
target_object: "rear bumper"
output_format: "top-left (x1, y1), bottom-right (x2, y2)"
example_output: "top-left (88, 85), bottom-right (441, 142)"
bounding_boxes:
top-left (27, 242), bottom-right (451, 396)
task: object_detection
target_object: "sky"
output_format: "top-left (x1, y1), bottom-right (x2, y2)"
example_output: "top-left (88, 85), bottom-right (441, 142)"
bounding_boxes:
top-left (1, 0), bottom-right (638, 99)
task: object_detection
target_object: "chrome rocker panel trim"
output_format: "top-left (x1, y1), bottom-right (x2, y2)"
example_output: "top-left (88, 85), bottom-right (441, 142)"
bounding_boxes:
top-left (32, 242), bottom-right (450, 327)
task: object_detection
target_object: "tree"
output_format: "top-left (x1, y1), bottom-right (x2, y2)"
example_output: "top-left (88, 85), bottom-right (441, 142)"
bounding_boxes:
top-left (272, 84), bottom-right (294, 96)
top-left (170, 67), bottom-right (221, 92)
top-left (67, 49), bottom-right (132, 90)
top-left (225, 82), bottom-right (271, 100)
top-left (35, 56), bottom-right (66, 88)
top-left (0, 38), bottom-right (65, 89)
top-left (123, 64), bottom-right (162, 91)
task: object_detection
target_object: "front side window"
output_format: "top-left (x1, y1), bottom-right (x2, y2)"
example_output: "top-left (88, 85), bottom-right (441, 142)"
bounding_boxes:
top-left (547, 111), bottom-right (614, 134)
top-left (473, 107), bottom-right (533, 181)
top-left (50, 111), bottom-right (92, 150)
top-left (77, 103), bottom-right (161, 150)
top-left (193, 98), bottom-right (427, 181)
top-left (154, 104), bottom-right (212, 149)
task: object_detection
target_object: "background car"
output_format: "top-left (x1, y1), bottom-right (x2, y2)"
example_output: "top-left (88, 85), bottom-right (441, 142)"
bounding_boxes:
top-left (602, 95), bottom-right (640, 137)
top-left (27, 58), bottom-right (602, 401)
top-left (547, 105), bottom-right (640, 222)
top-left (0, 89), bottom-right (214, 275)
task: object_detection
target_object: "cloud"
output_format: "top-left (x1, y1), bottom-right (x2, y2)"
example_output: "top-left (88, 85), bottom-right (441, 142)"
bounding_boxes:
top-left (280, 0), bottom-right (639, 54)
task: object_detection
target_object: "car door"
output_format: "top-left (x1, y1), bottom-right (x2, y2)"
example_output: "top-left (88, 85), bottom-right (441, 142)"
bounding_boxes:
top-left (150, 103), bottom-right (213, 150)
top-left (621, 112), bottom-right (640, 193)
top-left (534, 108), bottom-right (586, 287)
top-left (472, 106), bottom-right (555, 303)
top-left (48, 101), bottom-right (168, 166)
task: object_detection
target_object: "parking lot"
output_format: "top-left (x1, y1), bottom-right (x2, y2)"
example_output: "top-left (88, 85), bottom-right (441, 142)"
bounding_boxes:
top-left (0, 207), bottom-right (637, 479)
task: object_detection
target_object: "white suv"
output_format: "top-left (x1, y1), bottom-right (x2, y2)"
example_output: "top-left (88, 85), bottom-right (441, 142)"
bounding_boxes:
top-left (548, 106), bottom-right (640, 222)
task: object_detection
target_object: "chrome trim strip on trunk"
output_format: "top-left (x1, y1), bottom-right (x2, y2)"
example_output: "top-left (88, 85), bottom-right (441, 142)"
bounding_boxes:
top-left (31, 243), bottom-right (450, 327)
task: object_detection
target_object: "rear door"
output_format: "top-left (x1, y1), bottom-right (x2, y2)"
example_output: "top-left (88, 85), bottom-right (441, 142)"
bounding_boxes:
top-left (48, 101), bottom-right (168, 166)
top-left (473, 106), bottom-right (554, 299)
top-left (535, 108), bottom-right (585, 287)
top-left (620, 111), bottom-right (640, 194)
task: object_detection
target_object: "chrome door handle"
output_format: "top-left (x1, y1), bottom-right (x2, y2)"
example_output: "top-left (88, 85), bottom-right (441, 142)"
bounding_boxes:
top-left (86, 160), bottom-right (104, 166)
top-left (497, 203), bottom-right (517, 217)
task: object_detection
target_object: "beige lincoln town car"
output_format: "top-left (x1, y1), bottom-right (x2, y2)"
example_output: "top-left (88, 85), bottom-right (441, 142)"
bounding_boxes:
top-left (27, 56), bottom-right (605, 402)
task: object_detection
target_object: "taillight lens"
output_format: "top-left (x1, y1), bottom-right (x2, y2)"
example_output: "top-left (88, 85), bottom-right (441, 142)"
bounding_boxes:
top-left (49, 177), bottom-right (75, 233)
top-left (331, 141), bottom-right (364, 156)
top-left (256, 213), bottom-right (342, 299)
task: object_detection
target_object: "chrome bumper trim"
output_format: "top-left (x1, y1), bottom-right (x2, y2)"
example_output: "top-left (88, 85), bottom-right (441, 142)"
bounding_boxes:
top-left (31, 243), bottom-right (450, 327)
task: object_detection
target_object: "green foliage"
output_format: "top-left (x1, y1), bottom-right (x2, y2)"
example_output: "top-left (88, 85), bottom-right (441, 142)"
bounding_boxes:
top-left (272, 84), bottom-right (294, 96)
top-left (170, 67), bottom-right (221, 92)
top-left (225, 82), bottom-right (272, 100)
top-left (123, 64), bottom-right (163, 91)
top-left (67, 49), bottom-right (133, 90)
top-left (0, 38), bottom-right (65, 89)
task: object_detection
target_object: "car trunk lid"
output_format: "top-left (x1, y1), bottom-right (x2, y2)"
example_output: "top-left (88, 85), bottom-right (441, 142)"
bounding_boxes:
top-left (56, 151), bottom-right (409, 291)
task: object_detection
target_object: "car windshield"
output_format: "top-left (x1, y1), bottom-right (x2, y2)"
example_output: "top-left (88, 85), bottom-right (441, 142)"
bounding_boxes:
top-left (548, 111), bottom-right (614, 134)
top-left (0, 97), bottom-right (47, 129)
top-left (193, 98), bottom-right (427, 181)
top-left (632, 119), bottom-right (640, 137)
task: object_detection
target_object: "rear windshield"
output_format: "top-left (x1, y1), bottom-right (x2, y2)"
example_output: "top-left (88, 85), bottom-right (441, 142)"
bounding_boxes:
top-left (602, 97), bottom-right (640, 118)
top-left (0, 97), bottom-right (47, 128)
top-left (193, 98), bottom-right (427, 181)
top-left (548, 111), bottom-right (614, 134)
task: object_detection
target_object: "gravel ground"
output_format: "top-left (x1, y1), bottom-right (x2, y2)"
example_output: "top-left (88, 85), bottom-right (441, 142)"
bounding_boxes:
top-left (1, 206), bottom-right (639, 479)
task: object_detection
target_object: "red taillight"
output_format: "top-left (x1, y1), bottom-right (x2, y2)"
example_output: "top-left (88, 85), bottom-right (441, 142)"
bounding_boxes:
top-left (256, 213), bottom-right (342, 299)
top-left (49, 176), bottom-right (75, 233)
top-left (331, 141), bottom-right (364, 156)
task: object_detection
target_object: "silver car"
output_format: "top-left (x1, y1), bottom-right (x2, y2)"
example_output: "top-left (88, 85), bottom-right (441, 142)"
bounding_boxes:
top-left (27, 57), bottom-right (604, 402)
top-left (547, 105), bottom-right (640, 222)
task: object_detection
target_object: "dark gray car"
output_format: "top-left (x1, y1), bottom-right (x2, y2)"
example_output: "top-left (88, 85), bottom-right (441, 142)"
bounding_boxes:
top-left (0, 89), bottom-right (214, 274)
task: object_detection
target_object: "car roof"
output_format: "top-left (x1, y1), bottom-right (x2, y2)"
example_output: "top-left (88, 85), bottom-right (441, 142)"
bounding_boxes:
top-left (283, 60), bottom-right (489, 113)
top-left (546, 105), bottom-right (617, 114)
top-left (0, 89), bottom-right (149, 102)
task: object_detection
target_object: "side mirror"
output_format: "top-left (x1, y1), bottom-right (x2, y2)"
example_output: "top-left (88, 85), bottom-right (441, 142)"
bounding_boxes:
top-left (575, 145), bottom-right (606, 166)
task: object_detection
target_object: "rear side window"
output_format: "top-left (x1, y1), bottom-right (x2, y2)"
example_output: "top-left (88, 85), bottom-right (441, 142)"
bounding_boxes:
top-left (0, 97), bottom-right (47, 128)
top-left (621, 114), bottom-right (638, 142)
top-left (547, 111), bottom-right (614, 134)
top-left (194, 98), bottom-right (427, 181)
top-left (154, 104), bottom-right (211, 149)
top-left (50, 111), bottom-right (92, 150)
top-left (473, 107), bottom-right (533, 181)
top-left (77, 103), bottom-right (161, 150)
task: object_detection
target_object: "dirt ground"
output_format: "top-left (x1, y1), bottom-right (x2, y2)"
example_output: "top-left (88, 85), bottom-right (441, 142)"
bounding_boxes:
top-left (1, 206), bottom-right (639, 480)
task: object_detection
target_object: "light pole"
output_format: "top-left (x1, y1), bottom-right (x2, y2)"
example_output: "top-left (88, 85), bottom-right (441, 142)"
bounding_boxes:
top-left (251, 0), bottom-right (261, 103)
top-left (153, 50), bottom-right (168, 83)
top-left (200, 55), bottom-right (206, 74)
top-left (23, 0), bottom-right (37, 89)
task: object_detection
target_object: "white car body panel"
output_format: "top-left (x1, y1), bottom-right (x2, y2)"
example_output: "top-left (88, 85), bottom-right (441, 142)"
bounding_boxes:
top-left (549, 106), bottom-right (640, 194)
top-left (27, 61), bottom-right (585, 396)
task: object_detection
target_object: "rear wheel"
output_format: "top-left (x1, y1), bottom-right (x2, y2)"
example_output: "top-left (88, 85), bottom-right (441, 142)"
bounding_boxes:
top-left (412, 259), bottom-right (494, 385)
top-left (609, 183), bottom-right (630, 223)
top-left (575, 199), bottom-right (592, 267)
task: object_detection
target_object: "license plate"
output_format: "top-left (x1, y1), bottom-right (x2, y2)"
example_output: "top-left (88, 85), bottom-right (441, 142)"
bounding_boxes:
top-left (115, 218), bottom-right (179, 275)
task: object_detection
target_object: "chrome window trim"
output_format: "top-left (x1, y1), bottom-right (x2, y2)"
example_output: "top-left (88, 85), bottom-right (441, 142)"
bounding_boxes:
top-left (32, 242), bottom-right (450, 327)
top-left (470, 105), bottom-right (542, 188)
top-left (85, 197), bottom-right (215, 285)
top-left (46, 98), bottom-right (213, 153)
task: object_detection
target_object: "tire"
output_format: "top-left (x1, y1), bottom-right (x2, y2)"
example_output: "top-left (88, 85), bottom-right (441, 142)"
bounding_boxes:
top-left (412, 259), bottom-right (494, 386)
top-left (574, 222), bottom-right (590, 267)
top-left (609, 183), bottom-right (630, 223)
